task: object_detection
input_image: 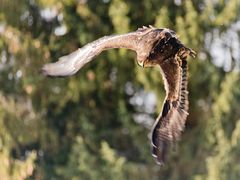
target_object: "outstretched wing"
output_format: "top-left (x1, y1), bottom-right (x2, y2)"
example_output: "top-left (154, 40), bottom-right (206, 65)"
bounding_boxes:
top-left (151, 49), bottom-right (193, 165)
top-left (42, 33), bottom-right (139, 76)
top-left (42, 26), bottom-right (162, 76)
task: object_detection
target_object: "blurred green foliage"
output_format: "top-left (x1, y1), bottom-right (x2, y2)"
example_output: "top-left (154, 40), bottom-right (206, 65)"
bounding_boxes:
top-left (0, 0), bottom-right (240, 179)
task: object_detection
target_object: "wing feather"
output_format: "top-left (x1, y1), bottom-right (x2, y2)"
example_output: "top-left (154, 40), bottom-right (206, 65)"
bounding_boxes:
top-left (151, 55), bottom-right (189, 165)
top-left (42, 33), bottom-right (140, 76)
top-left (42, 26), bottom-right (162, 76)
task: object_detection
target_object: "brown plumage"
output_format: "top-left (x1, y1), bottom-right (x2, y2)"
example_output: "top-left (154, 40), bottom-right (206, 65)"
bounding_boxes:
top-left (42, 26), bottom-right (196, 165)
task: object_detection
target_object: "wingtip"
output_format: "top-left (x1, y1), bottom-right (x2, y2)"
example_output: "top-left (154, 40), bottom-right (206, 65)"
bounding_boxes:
top-left (41, 64), bottom-right (57, 77)
top-left (151, 143), bottom-right (168, 165)
top-left (41, 64), bottom-right (62, 77)
top-left (156, 160), bottom-right (165, 166)
top-left (152, 147), bottom-right (165, 166)
top-left (41, 65), bottom-right (49, 76)
top-left (154, 152), bottom-right (167, 166)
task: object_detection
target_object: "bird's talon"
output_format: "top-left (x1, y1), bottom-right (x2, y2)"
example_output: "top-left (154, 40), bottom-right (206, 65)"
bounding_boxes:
top-left (189, 50), bottom-right (197, 58)
top-left (185, 48), bottom-right (196, 58)
top-left (177, 47), bottom-right (196, 59)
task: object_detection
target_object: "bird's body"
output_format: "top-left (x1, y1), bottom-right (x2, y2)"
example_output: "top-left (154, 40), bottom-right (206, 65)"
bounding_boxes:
top-left (42, 26), bottom-right (196, 165)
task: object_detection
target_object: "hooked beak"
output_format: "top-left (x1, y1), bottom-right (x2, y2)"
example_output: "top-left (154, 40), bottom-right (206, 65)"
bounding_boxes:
top-left (138, 60), bottom-right (145, 68)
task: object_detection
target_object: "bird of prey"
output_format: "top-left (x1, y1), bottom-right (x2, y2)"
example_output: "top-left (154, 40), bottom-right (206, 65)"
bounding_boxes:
top-left (42, 25), bottom-right (196, 165)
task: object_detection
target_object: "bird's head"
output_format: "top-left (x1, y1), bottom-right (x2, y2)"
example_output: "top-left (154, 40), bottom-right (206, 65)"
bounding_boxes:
top-left (136, 27), bottom-right (191, 67)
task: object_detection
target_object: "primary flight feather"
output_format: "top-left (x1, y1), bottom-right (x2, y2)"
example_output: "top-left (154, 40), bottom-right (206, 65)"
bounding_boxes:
top-left (42, 26), bottom-right (196, 165)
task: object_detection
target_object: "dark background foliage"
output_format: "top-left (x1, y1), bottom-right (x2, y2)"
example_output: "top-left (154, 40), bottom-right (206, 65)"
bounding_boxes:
top-left (0, 0), bottom-right (240, 179)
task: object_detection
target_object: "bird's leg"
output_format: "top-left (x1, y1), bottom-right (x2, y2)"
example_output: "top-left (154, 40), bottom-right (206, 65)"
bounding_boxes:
top-left (177, 47), bottom-right (196, 62)
top-left (176, 55), bottom-right (182, 67)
